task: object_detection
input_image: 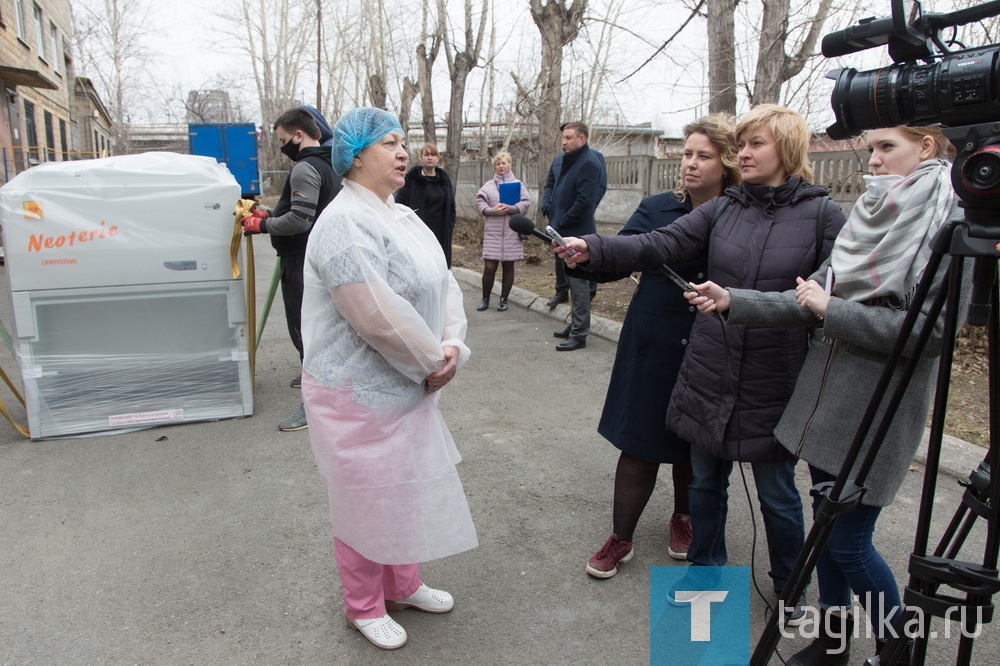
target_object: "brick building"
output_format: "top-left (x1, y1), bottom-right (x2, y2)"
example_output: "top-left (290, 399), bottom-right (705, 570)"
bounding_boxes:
top-left (0, 0), bottom-right (108, 184)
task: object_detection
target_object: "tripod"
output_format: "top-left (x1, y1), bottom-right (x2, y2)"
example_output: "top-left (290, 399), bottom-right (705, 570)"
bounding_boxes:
top-left (751, 129), bottom-right (1000, 666)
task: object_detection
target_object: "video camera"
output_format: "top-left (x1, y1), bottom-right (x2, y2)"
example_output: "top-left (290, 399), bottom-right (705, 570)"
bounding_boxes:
top-left (823, 0), bottom-right (1000, 210)
top-left (823, 0), bottom-right (1000, 141)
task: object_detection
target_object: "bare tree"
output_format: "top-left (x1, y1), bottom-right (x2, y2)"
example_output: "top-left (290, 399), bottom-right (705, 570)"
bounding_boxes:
top-left (225, 0), bottom-right (312, 172)
top-left (358, 0), bottom-right (391, 109)
top-left (441, 0), bottom-right (489, 172)
top-left (478, 4), bottom-right (498, 158)
top-left (413, 2), bottom-right (445, 144)
top-left (75, 0), bottom-right (152, 155)
top-left (563, 0), bottom-right (625, 125)
top-left (750, 0), bottom-right (835, 105)
top-left (321, 2), bottom-right (364, 121)
top-left (524, 0), bottom-right (589, 212)
top-left (707, 0), bottom-right (738, 113)
top-left (398, 77), bottom-right (421, 136)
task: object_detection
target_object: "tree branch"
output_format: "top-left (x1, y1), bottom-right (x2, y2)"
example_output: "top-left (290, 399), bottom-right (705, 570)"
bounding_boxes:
top-left (619, 0), bottom-right (705, 83)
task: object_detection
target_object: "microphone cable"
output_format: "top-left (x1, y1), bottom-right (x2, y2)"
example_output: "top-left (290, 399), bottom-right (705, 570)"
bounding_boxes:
top-left (707, 299), bottom-right (792, 665)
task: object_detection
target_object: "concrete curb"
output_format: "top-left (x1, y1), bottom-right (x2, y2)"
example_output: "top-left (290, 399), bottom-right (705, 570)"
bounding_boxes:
top-left (451, 267), bottom-right (623, 343)
top-left (452, 266), bottom-right (984, 481)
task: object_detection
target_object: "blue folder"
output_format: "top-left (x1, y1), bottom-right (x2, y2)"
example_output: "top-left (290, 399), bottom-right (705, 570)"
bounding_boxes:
top-left (498, 182), bottom-right (520, 206)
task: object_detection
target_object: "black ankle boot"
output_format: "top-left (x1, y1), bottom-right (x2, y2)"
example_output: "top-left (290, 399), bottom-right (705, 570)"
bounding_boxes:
top-left (497, 297), bottom-right (508, 312)
top-left (476, 297), bottom-right (490, 311)
top-left (875, 636), bottom-right (912, 666)
top-left (787, 610), bottom-right (853, 666)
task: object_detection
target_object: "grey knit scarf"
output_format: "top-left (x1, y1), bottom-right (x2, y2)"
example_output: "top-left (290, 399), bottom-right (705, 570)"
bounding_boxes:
top-left (830, 158), bottom-right (959, 304)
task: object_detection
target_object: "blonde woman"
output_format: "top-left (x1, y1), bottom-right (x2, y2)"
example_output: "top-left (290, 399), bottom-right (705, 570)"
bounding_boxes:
top-left (474, 152), bottom-right (531, 311)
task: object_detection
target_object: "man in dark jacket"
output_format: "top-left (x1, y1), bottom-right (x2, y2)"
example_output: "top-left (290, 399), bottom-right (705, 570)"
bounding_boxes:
top-left (241, 107), bottom-right (341, 431)
top-left (541, 122), bottom-right (604, 351)
top-left (543, 125), bottom-right (607, 313)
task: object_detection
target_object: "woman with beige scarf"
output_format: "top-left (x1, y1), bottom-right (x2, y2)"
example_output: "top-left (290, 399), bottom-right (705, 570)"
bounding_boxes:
top-left (688, 125), bottom-right (968, 665)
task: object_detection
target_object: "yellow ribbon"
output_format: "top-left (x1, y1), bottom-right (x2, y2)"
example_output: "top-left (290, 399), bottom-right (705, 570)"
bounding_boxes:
top-left (233, 199), bottom-right (258, 391)
top-left (231, 198), bottom-right (258, 279)
top-left (0, 365), bottom-right (30, 437)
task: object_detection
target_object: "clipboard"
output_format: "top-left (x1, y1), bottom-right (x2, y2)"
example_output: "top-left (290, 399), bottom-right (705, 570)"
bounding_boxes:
top-left (498, 182), bottom-right (520, 206)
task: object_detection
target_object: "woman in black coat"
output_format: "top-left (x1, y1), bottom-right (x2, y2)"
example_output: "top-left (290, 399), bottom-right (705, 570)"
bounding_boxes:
top-left (585, 115), bottom-right (741, 579)
top-left (395, 143), bottom-right (457, 267)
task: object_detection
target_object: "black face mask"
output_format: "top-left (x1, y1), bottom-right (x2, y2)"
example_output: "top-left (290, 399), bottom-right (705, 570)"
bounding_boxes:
top-left (280, 137), bottom-right (301, 160)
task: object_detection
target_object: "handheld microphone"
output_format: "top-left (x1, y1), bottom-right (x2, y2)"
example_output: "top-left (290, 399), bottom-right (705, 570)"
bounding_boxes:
top-left (508, 215), bottom-right (554, 243)
top-left (637, 244), bottom-right (698, 293)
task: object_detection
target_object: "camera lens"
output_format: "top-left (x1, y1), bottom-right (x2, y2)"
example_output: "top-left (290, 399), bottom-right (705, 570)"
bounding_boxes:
top-left (962, 146), bottom-right (1000, 192)
top-left (827, 67), bottom-right (905, 140)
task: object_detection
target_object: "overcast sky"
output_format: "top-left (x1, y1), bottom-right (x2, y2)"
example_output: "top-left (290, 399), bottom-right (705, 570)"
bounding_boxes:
top-left (75, 0), bottom-right (940, 134)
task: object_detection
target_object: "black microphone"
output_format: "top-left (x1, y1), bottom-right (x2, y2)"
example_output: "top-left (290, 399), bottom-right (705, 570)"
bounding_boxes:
top-left (509, 215), bottom-right (554, 243)
top-left (637, 244), bottom-right (698, 293)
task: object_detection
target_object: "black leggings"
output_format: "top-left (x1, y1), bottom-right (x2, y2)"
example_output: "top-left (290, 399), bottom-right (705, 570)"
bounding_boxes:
top-left (612, 451), bottom-right (692, 542)
top-left (482, 260), bottom-right (515, 299)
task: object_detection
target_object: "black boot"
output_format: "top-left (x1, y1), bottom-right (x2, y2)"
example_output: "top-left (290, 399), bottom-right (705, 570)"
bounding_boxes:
top-left (875, 636), bottom-right (912, 666)
top-left (787, 610), bottom-right (853, 666)
top-left (476, 297), bottom-right (490, 311)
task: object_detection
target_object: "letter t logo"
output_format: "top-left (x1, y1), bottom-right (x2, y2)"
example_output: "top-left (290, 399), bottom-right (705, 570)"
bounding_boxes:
top-left (674, 591), bottom-right (729, 641)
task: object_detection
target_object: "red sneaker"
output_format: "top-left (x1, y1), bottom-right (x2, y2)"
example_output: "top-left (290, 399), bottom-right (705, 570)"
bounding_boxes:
top-left (668, 513), bottom-right (693, 560)
top-left (586, 533), bottom-right (634, 579)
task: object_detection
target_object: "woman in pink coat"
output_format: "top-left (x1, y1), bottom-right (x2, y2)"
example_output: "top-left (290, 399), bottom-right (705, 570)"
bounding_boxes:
top-left (475, 152), bottom-right (531, 312)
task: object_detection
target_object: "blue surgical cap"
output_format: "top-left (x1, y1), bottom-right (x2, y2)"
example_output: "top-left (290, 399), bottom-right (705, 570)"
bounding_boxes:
top-left (331, 107), bottom-right (404, 177)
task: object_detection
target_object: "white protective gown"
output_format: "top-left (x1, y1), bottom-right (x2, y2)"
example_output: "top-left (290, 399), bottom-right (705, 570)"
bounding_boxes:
top-left (301, 178), bottom-right (478, 565)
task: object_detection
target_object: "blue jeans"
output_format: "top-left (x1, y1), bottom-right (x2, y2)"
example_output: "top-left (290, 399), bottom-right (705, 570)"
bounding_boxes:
top-left (688, 444), bottom-right (804, 595)
top-left (809, 466), bottom-right (902, 640)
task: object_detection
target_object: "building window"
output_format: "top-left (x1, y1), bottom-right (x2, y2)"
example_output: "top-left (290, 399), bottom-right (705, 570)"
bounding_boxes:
top-left (23, 100), bottom-right (38, 164)
top-left (93, 130), bottom-right (99, 158)
top-left (14, 0), bottom-right (26, 41)
top-left (50, 22), bottom-right (59, 73)
top-left (44, 110), bottom-right (55, 162)
top-left (34, 5), bottom-right (46, 62)
top-left (59, 119), bottom-right (67, 160)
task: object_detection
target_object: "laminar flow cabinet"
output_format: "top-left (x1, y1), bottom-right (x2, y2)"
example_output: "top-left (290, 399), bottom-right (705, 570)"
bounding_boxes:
top-left (0, 152), bottom-right (253, 439)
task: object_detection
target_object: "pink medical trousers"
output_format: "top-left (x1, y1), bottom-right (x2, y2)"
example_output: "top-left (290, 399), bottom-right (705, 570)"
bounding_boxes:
top-left (333, 538), bottom-right (422, 620)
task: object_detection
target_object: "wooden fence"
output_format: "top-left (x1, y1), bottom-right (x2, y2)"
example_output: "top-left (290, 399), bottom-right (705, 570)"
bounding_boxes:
top-left (457, 149), bottom-right (868, 211)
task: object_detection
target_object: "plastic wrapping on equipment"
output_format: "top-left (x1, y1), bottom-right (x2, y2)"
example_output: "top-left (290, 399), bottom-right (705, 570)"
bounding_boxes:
top-left (1, 152), bottom-right (253, 439)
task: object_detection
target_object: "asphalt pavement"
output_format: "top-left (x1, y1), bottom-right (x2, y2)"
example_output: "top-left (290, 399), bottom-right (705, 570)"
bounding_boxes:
top-left (0, 247), bottom-right (994, 664)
